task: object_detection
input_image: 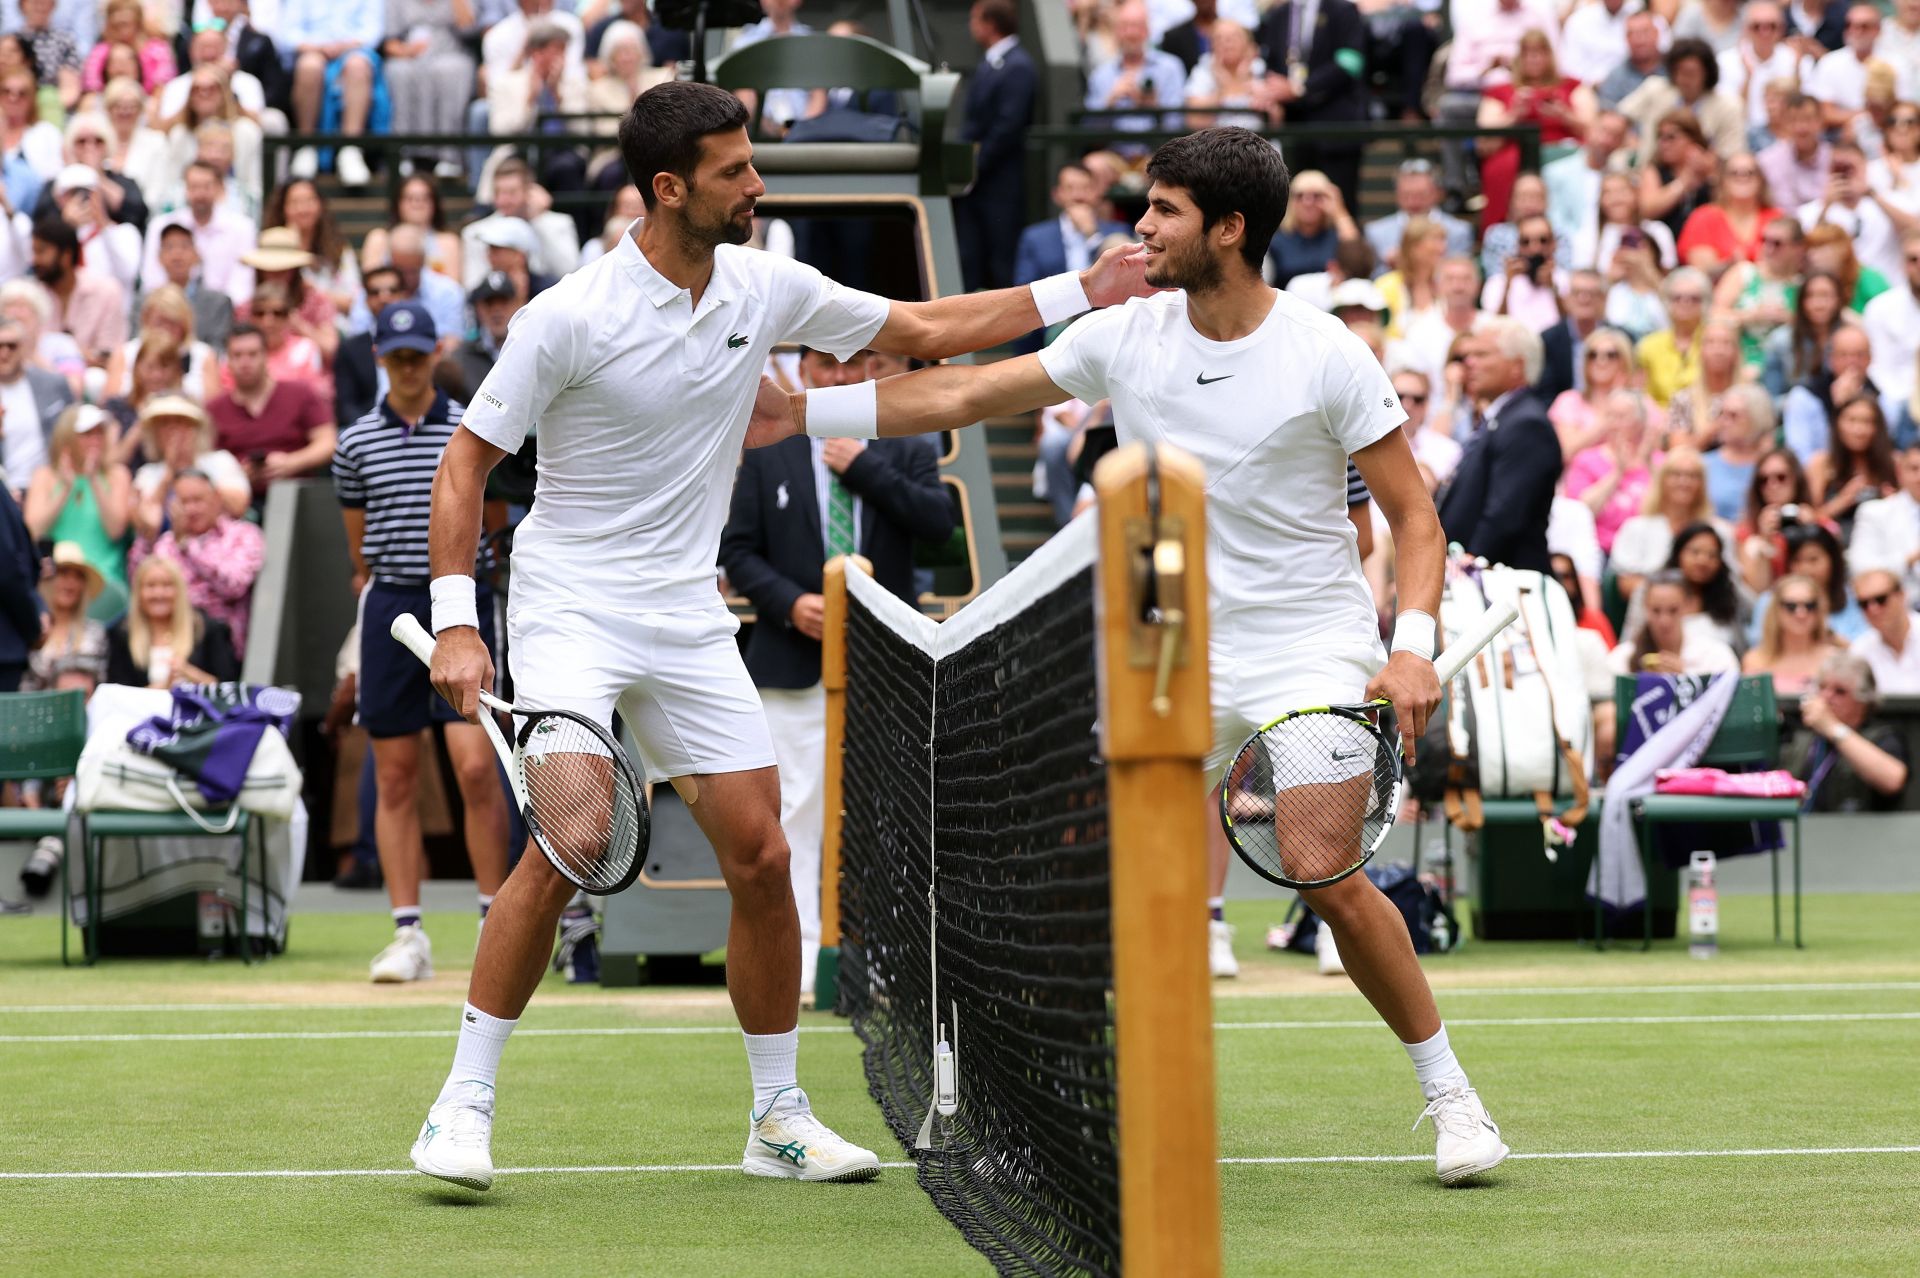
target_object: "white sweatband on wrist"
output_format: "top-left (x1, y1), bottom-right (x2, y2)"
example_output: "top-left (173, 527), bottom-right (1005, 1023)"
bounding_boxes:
top-left (1391, 609), bottom-right (1437, 660)
top-left (430, 574), bottom-right (480, 635)
top-left (1030, 270), bottom-right (1092, 327)
top-left (804, 380), bottom-right (879, 439)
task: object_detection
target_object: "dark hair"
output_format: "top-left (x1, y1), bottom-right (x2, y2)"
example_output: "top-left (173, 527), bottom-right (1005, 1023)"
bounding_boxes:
top-left (1633, 568), bottom-right (1693, 668)
top-left (1740, 446), bottom-right (1813, 531)
top-left (619, 81), bottom-right (750, 209)
top-left (1549, 552), bottom-right (1590, 613)
top-left (1663, 520), bottom-right (1740, 624)
top-left (1332, 237), bottom-right (1378, 280)
top-left (493, 156), bottom-right (534, 188)
top-left (225, 322), bottom-right (263, 348)
top-left (364, 264), bottom-right (404, 291)
top-left (1666, 38), bottom-right (1719, 90)
top-left (265, 178), bottom-right (347, 270)
top-left (1145, 127), bottom-right (1289, 271)
top-left (973, 0), bottom-right (1018, 38)
top-left (31, 213), bottom-right (78, 262)
top-left (1782, 521), bottom-right (1848, 613)
top-left (1789, 271), bottom-right (1845, 382)
top-left (390, 173), bottom-right (446, 231)
top-left (157, 221), bottom-right (195, 245)
top-left (185, 159), bottom-right (224, 185)
top-left (1828, 394), bottom-right (1900, 493)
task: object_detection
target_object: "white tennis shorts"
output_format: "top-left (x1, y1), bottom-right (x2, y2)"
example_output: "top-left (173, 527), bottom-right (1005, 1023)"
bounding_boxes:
top-left (507, 602), bottom-right (775, 784)
top-left (1206, 638), bottom-right (1383, 788)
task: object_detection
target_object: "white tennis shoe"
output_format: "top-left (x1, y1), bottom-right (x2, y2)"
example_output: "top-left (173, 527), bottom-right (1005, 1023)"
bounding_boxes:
top-left (742, 1087), bottom-right (881, 1183)
top-left (1416, 1084), bottom-right (1509, 1185)
top-left (370, 924), bottom-right (433, 983)
top-left (411, 1081), bottom-right (495, 1191)
top-left (1208, 919), bottom-right (1239, 978)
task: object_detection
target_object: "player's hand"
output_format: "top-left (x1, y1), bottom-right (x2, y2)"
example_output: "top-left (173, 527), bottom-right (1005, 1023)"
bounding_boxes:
top-left (744, 375), bottom-right (800, 449)
top-left (790, 592), bottom-right (826, 640)
top-left (1080, 239), bottom-right (1157, 308)
top-left (821, 437), bottom-right (865, 473)
top-left (430, 626), bottom-right (494, 724)
top-left (1365, 650), bottom-right (1441, 763)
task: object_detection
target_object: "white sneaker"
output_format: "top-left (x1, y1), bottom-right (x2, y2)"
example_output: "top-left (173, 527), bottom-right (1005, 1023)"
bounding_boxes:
top-left (1208, 919), bottom-right (1239, 978)
top-left (336, 145), bottom-right (371, 187)
top-left (370, 924), bottom-right (433, 983)
top-left (742, 1086), bottom-right (881, 1183)
top-left (1415, 1084), bottom-right (1510, 1185)
top-left (411, 1081), bottom-right (495, 1190)
top-left (1315, 921), bottom-right (1346, 976)
top-left (289, 146), bottom-right (318, 179)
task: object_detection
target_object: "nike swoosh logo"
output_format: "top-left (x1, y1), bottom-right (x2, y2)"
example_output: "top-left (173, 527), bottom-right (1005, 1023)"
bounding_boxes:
top-left (1196, 373), bottom-right (1233, 385)
top-left (1331, 749), bottom-right (1361, 762)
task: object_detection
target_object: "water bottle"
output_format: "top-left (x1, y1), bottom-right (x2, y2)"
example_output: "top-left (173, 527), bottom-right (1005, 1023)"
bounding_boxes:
top-left (197, 891), bottom-right (228, 959)
top-left (1686, 851), bottom-right (1718, 959)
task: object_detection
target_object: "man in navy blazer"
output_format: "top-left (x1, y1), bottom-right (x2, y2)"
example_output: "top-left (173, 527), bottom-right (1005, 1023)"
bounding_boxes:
top-left (1011, 162), bottom-right (1129, 351)
top-left (719, 348), bottom-right (955, 995)
top-left (955, 0), bottom-right (1037, 293)
top-left (1438, 320), bottom-right (1563, 573)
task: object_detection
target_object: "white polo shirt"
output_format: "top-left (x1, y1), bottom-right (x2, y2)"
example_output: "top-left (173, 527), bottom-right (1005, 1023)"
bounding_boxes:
top-left (1037, 289), bottom-right (1405, 654)
top-left (461, 223), bottom-right (891, 615)
top-left (1851, 618), bottom-right (1920, 695)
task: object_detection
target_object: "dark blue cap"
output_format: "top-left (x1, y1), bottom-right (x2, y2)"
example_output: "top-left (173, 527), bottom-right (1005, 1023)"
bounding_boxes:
top-left (375, 300), bottom-right (437, 356)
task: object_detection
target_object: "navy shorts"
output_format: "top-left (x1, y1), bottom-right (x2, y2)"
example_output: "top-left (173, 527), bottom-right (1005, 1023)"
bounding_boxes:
top-left (357, 581), bottom-right (497, 739)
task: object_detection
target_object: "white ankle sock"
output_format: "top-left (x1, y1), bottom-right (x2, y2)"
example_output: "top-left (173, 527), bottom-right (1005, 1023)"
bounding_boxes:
top-left (442, 1002), bottom-right (516, 1100)
top-left (1404, 1024), bottom-right (1469, 1100)
top-left (743, 1029), bottom-right (799, 1113)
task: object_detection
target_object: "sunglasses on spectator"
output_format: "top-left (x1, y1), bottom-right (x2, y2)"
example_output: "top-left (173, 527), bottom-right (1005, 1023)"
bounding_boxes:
top-left (1671, 293), bottom-right (1705, 303)
top-left (1726, 167), bottom-right (1760, 178)
top-left (1760, 469), bottom-right (1794, 483)
top-left (1747, 19), bottom-right (1780, 29)
top-left (1892, 116), bottom-right (1920, 128)
top-left (1398, 392), bottom-right (1428, 404)
top-left (1588, 348), bottom-right (1623, 361)
top-left (0, 341), bottom-right (18, 351)
top-left (253, 307), bottom-right (289, 318)
top-left (1779, 598), bottom-right (1818, 614)
top-left (1518, 235), bottom-right (1552, 246)
top-left (1858, 590), bottom-right (1902, 610)
top-left (1819, 681), bottom-right (1858, 698)
top-left (1844, 18), bottom-right (1876, 28)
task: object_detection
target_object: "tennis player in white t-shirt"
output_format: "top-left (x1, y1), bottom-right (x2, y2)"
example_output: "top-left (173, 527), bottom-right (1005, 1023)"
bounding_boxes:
top-left (750, 127), bottom-right (1511, 1186)
top-left (411, 82), bottom-right (1155, 1192)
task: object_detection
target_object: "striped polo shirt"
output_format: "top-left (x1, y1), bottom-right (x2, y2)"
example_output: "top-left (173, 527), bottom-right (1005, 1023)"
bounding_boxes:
top-left (333, 391), bottom-right (466, 586)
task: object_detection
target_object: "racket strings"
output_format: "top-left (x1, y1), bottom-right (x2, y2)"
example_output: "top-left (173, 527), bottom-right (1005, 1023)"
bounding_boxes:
top-left (516, 716), bottom-right (645, 893)
top-left (1225, 711), bottom-right (1398, 888)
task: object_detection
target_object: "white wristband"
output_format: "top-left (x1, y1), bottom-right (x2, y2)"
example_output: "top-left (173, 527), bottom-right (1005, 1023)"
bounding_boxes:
top-left (430, 574), bottom-right (479, 635)
top-left (1030, 270), bottom-right (1092, 327)
top-left (804, 380), bottom-right (879, 439)
top-left (1391, 609), bottom-right (1437, 660)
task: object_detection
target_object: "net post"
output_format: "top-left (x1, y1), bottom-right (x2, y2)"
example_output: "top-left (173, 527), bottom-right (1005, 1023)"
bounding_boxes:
top-left (1092, 443), bottom-right (1221, 1277)
top-left (816, 552), bottom-right (871, 1011)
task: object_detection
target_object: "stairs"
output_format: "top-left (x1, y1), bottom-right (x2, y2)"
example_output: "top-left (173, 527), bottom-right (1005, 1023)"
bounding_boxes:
top-left (984, 413), bottom-right (1055, 567)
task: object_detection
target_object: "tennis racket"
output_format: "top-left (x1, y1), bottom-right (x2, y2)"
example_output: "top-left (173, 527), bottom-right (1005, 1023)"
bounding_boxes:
top-left (390, 614), bottom-right (649, 895)
top-left (1220, 603), bottom-right (1519, 891)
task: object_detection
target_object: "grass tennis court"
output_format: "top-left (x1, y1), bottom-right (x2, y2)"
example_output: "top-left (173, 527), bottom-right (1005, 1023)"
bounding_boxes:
top-left (2, 892), bottom-right (1916, 1277)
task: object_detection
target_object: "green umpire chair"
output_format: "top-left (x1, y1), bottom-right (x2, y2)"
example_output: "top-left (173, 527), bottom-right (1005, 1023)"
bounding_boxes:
top-left (1602, 673), bottom-right (1803, 951)
top-left (0, 691), bottom-right (88, 953)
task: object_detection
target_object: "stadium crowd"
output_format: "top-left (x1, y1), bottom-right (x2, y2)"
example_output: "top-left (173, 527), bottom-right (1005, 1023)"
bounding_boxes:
top-left (1, 0), bottom-right (1916, 930)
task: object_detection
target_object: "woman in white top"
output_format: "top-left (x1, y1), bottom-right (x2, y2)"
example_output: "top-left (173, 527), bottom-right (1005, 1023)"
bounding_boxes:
top-left (579, 183), bottom-right (646, 267)
top-left (1578, 172), bottom-right (1679, 274)
top-left (1611, 446), bottom-right (1723, 600)
top-left (1389, 366), bottom-right (1459, 493)
top-left (102, 286), bottom-right (223, 405)
top-left (1183, 21), bottom-right (1269, 131)
top-left (1610, 569), bottom-right (1740, 674)
top-left (0, 64), bottom-right (63, 180)
top-left (100, 76), bottom-right (170, 203)
top-left (129, 395), bottom-right (250, 543)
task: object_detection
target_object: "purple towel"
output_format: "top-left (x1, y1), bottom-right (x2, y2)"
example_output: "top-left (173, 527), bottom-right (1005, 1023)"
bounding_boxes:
top-left (127, 683), bottom-right (300, 805)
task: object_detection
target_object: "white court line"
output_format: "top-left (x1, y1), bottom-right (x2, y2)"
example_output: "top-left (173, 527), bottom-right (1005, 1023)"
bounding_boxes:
top-left (7, 981), bottom-right (1920, 1017)
top-left (2, 1147), bottom-right (1916, 1181)
top-left (6, 1010), bottom-right (1920, 1044)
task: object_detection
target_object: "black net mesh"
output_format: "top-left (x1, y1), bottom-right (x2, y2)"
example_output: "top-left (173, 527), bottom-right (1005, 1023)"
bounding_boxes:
top-left (837, 564), bottom-right (1118, 1277)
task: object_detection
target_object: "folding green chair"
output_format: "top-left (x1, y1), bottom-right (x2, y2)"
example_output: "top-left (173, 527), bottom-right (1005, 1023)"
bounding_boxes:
top-left (1602, 673), bottom-right (1803, 950)
top-left (0, 690), bottom-right (89, 961)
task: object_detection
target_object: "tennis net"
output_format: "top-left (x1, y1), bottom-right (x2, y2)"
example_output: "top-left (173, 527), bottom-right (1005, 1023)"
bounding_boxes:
top-left (836, 515), bottom-right (1120, 1276)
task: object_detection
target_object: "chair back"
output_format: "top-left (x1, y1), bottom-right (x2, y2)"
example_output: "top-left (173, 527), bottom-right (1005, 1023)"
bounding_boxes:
top-left (1612, 673), bottom-right (1780, 768)
top-left (713, 33), bottom-right (928, 97)
top-left (0, 689), bottom-right (89, 781)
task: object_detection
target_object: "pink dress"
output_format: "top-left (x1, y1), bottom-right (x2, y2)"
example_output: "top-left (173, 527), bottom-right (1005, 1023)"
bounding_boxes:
top-left (83, 39), bottom-right (177, 94)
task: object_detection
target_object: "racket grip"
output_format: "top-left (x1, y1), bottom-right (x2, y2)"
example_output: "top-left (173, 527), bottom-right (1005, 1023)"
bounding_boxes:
top-left (390, 612), bottom-right (438, 666)
top-left (1434, 601), bottom-right (1519, 684)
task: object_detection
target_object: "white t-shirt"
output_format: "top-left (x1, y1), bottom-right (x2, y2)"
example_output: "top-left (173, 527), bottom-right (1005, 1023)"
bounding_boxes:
top-left (1037, 289), bottom-right (1405, 653)
top-left (461, 224), bottom-right (890, 614)
top-left (133, 449), bottom-right (248, 500)
top-left (1850, 618), bottom-right (1920, 694)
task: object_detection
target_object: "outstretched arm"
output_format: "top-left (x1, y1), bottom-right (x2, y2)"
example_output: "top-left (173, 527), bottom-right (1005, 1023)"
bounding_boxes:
top-left (746, 354), bottom-right (1071, 449)
top-left (869, 239), bottom-right (1152, 362)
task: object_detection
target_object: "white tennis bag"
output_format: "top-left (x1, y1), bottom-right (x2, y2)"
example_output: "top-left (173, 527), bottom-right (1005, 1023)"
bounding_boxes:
top-left (1440, 567), bottom-right (1593, 835)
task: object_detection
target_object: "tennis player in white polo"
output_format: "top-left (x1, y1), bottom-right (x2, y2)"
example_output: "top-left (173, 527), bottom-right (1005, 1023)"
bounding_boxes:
top-left (749, 127), bottom-right (1511, 1186)
top-left (411, 81), bottom-right (1154, 1191)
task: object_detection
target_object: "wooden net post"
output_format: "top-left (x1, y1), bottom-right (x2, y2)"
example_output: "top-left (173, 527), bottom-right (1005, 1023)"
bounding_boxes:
top-left (1092, 442), bottom-right (1220, 1277)
top-left (815, 552), bottom-right (871, 1011)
